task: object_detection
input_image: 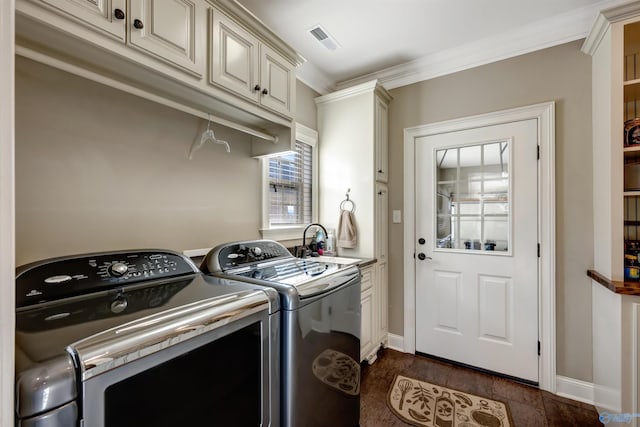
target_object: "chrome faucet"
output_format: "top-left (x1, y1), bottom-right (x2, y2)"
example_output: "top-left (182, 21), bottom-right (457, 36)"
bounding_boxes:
top-left (300, 223), bottom-right (329, 258)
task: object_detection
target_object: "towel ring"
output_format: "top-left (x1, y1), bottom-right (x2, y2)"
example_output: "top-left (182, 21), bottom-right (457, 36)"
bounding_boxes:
top-left (340, 199), bottom-right (355, 212)
top-left (340, 188), bottom-right (355, 212)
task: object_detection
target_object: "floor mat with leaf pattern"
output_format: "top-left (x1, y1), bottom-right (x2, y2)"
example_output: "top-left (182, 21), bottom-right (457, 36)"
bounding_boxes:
top-left (387, 374), bottom-right (513, 427)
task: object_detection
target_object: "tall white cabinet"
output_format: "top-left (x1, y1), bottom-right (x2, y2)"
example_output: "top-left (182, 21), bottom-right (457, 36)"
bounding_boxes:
top-left (315, 80), bottom-right (391, 363)
top-left (583, 2), bottom-right (640, 421)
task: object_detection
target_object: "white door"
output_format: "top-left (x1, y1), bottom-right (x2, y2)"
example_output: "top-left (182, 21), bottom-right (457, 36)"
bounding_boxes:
top-left (415, 119), bottom-right (539, 382)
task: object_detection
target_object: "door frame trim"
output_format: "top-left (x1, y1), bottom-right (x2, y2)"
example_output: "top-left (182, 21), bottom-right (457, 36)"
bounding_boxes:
top-left (403, 101), bottom-right (556, 392)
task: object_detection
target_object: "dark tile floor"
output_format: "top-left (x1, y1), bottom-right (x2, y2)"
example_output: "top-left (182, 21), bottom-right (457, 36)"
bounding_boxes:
top-left (360, 348), bottom-right (603, 426)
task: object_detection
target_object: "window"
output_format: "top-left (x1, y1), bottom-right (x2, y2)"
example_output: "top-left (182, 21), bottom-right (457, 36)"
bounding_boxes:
top-left (435, 140), bottom-right (511, 253)
top-left (260, 123), bottom-right (318, 240)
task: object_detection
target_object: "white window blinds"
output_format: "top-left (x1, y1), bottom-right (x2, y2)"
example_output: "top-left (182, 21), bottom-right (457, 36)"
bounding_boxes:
top-left (268, 141), bottom-right (313, 226)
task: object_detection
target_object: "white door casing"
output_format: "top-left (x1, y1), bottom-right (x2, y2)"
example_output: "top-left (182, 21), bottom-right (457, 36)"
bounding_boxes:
top-left (403, 102), bottom-right (556, 391)
top-left (415, 120), bottom-right (538, 382)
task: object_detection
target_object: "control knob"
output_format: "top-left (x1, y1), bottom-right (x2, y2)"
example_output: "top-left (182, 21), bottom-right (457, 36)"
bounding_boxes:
top-left (109, 262), bottom-right (129, 277)
top-left (110, 297), bottom-right (128, 314)
top-left (251, 247), bottom-right (262, 256)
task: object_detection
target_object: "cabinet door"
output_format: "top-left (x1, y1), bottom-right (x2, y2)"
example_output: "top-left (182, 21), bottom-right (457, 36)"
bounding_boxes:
top-left (375, 183), bottom-right (388, 263)
top-left (209, 7), bottom-right (260, 102)
top-left (360, 288), bottom-right (374, 362)
top-left (377, 261), bottom-right (388, 342)
top-left (259, 44), bottom-right (295, 118)
top-left (40, 0), bottom-right (126, 40)
top-left (360, 266), bottom-right (375, 361)
top-left (375, 95), bottom-right (389, 182)
top-left (129, 0), bottom-right (204, 76)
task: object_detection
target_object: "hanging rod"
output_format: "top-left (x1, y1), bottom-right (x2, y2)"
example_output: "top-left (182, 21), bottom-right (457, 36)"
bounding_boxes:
top-left (16, 45), bottom-right (279, 143)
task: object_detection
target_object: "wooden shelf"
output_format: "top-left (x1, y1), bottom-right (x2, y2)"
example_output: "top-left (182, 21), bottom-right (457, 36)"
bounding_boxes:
top-left (624, 145), bottom-right (640, 152)
top-left (624, 191), bottom-right (640, 196)
top-left (625, 80), bottom-right (640, 102)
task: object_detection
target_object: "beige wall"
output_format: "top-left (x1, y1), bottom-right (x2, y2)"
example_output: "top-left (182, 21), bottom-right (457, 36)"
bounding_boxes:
top-left (296, 80), bottom-right (320, 130)
top-left (387, 40), bottom-right (594, 381)
top-left (15, 57), bottom-right (319, 265)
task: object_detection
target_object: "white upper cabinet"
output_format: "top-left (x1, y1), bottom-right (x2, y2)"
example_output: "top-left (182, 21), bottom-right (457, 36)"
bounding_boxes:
top-left (34, 0), bottom-right (206, 76)
top-left (209, 6), bottom-right (295, 118)
top-left (17, 0), bottom-right (303, 155)
top-left (129, 0), bottom-right (205, 75)
top-left (209, 8), bottom-right (260, 102)
top-left (39, 0), bottom-right (126, 40)
top-left (259, 43), bottom-right (295, 117)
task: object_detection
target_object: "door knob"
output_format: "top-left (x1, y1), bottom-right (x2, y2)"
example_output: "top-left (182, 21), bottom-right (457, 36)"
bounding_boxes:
top-left (254, 85), bottom-right (261, 91)
top-left (418, 238), bottom-right (426, 245)
top-left (133, 19), bottom-right (144, 29)
top-left (114, 8), bottom-right (125, 20)
top-left (262, 88), bottom-right (269, 95)
top-left (417, 253), bottom-right (432, 261)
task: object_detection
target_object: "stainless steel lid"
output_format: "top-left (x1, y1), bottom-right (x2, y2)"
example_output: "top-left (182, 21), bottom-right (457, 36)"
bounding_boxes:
top-left (202, 240), bottom-right (360, 309)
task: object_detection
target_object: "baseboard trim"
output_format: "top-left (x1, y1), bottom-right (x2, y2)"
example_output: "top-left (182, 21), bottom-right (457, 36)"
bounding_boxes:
top-left (555, 375), bottom-right (595, 405)
top-left (387, 334), bottom-right (406, 352)
top-left (385, 334), bottom-right (593, 405)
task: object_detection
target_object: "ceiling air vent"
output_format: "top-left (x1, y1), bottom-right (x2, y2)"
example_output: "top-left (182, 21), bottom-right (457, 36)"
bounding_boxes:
top-left (308, 24), bottom-right (340, 50)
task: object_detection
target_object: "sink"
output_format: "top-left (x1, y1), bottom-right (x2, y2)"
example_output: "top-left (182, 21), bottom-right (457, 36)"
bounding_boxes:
top-left (315, 256), bottom-right (361, 265)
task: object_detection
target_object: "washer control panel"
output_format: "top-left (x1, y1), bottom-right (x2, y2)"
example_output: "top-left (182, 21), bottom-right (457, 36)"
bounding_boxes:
top-left (16, 250), bottom-right (199, 307)
top-left (16, 279), bottom-right (190, 332)
top-left (214, 240), bottom-right (291, 270)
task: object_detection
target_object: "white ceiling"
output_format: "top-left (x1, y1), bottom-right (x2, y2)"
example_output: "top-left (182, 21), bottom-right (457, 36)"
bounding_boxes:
top-left (235, 0), bottom-right (630, 93)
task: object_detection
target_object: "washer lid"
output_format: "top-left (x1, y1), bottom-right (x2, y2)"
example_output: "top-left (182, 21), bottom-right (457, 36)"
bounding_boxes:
top-left (69, 288), bottom-right (272, 381)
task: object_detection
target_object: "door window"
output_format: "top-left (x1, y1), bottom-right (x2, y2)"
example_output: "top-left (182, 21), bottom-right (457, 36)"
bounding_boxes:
top-left (435, 140), bottom-right (511, 254)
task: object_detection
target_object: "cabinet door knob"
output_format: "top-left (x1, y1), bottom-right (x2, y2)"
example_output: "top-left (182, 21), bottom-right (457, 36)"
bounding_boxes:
top-left (254, 85), bottom-right (261, 91)
top-left (114, 8), bottom-right (125, 20)
top-left (378, 169), bottom-right (383, 173)
top-left (262, 88), bottom-right (268, 95)
top-left (133, 19), bottom-right (144, 29)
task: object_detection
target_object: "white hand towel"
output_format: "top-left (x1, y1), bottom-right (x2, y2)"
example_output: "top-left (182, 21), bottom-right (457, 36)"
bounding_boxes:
top-left (337, 209), bottom-right (357, 248)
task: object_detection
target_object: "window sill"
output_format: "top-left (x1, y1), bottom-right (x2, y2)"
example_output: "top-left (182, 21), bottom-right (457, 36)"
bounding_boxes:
top-left (260, 226), bottom-right (305, 242)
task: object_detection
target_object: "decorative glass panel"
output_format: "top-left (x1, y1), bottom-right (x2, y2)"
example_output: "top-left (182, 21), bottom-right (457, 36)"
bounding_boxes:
top-left (435, 141), bottom-right (510, 253)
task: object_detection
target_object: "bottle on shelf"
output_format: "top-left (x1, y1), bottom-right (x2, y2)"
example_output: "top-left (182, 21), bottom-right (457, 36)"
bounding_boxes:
top-left (624, 241), bottom-right (640, 281)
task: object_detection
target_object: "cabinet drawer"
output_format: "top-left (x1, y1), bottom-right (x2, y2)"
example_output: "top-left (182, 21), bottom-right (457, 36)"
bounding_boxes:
top-left (361, 267), bottom-right (373, 292)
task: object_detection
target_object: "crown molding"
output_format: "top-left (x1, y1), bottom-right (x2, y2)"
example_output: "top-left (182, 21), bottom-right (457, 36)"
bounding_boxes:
top-left (314, 79), bottom-right (379, 105)
top-left (296, 61), bottom-right (334, 95)
top-left (582, 0), bottom-right (640, 55)
top-left (297, 0), bottom-right (631, 94)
